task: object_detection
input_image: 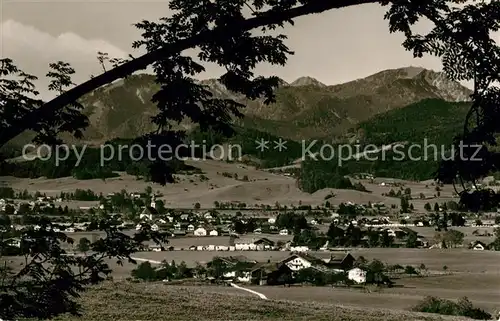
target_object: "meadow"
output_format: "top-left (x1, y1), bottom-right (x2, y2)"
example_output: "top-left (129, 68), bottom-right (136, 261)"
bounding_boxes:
top-left (51, 281), bottom-right (479, 321)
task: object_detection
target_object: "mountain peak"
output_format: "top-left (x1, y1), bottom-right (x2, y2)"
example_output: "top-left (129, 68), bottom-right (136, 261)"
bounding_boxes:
top-left (290, 76), bottom-right (326, 87)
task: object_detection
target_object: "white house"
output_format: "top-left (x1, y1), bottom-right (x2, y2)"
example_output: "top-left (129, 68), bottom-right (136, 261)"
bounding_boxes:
top-left (253, 228), bottom-right (262, 234)
top-left (279, 229), bottom-right (289, 236)
top-left (268, 217), bottom-right (276, 224)
top-left (282, 255), bottom-right (312, 271)
top-left (209, 229), bottom-right (218, 236)
top-left (194, 227), bottom-right (207, 236)
top-left (290, 246), bottom-right (309, 252)
top-left (234, 239), bottom-right (257, 251)
top-left (223, 271), bottom-right (251, 283)
top-left (151, 224), bottom-right (159, 232)
top-left (204, 212), bottom-right (213, 220)
top-left (348, 267), bottom-right (367, 284)
top-left (471, 241), bottom-right (486, 251)
top-left (150, 244), bottom-right (163, 252)
top-left (136, 224), bottom-right (142, 231)
top-left (187, 224), bottom-right (195, 231)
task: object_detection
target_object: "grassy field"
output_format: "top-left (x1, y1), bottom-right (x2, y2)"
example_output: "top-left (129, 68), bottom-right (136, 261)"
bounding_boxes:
top-left (247, 273), bottom-right (500, 313)
top-left (52, 281), bottom-right (479, 321)
top-left (130, 248), bottom-right (500, 273)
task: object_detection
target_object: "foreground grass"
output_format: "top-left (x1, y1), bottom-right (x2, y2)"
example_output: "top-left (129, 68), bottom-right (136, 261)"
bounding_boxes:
top-left (54, 282), bottom-right (477, 321)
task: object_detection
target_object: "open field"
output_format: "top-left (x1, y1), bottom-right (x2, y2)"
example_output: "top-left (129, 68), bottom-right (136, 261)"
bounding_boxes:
top-left (411, 226), bottom-right (496, 244)
top-left (21, 248), bottom-right (490, 276)
top-left (0, 159), bottom-right (463, 209)
top-left (247, 273), bottom-right (500, 313)
top-left (4, 252), bottom-right (498, 316)
top-left (52, 281), bottom-right (479, 321)
top-left (129, 248), bottom-right (500, 273)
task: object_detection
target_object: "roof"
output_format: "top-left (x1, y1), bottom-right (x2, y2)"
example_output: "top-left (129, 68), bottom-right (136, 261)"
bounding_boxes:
top-left (323, 252), bottom-right (355, 265)
top-left (472, 240), bottom-right (487, 246)
top-left (281, 253), bottom-right (326, 267)
top-left (254, 238), bottom-right (275, 245)
top-left (142, 206), bottom-right (158, 215)
top-left (250, 262), bottom-right (285, 274)
top-left (219, 255), bottom-right (257, 265)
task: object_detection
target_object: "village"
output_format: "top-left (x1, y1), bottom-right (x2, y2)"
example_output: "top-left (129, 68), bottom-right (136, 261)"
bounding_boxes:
top-left (1, 181), bottom-right (499, 287)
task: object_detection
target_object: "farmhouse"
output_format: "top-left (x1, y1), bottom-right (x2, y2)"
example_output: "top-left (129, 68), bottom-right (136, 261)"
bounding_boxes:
top-left (209, 229), bottom-right (219, 236)
top-left (279, 229), bottom-right (289, 235)
top-left (348, 267), bottom-right (367, 284)
top-left (194, 227), bottom-right (207, 236)
top-left (250, 262), bottom-right (293, 285)
top-left (322, 252), bottom-right (356, 271)
top-left (281, 254), bottom-right (313, 271)
top-left (233, 237), bottom-right (275, 251)
top-left (470, 240), bottom-right (487, 250)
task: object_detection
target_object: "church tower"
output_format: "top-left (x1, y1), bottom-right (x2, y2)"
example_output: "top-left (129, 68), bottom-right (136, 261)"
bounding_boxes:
top-left (150, 194), bottom-right (156, 209)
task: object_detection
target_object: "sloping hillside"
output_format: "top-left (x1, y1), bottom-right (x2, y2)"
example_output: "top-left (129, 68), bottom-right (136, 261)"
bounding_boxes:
top-left (54, 282), bottom-right (476, 321)
top-left (354, 98), bottom-right (471, 146)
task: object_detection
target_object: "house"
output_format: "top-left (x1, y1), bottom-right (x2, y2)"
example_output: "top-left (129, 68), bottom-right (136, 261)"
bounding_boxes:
top-left (151, 224), bottom-right (159, 232)
top-left (254, 238), bottom-right (275, 250)
top-left (268, 217), bottom-right (276, 224)
top-left (253, 228), bottom-right (262, 234)
top-left (171, 230), bottom-right (187, 237)
top-left (5, 237), bottom-right (21, 248)
top-left (279, 229), bottom-right (289, 235)
top-left (348, 267), bottom-right (367, 284)
top-left (149, 244), bottom-right (164, 252)
top-left (209, 229), bottom-right (219, 236)
top-left (234, 238), bottom-right (257, 251)
top-left (290, 246), bottom-right (309, 252)
top-left (194, 227), bottom-right (207, 236)
top-left (470, 240), bottom-right (487, 251)
top-left (204, 212), bottom-right (213, 220)
top-left (174, 222), bottom-right (181, 230)
top-left (140, 206), bottom-right (158, 221)
top-left (281, 254), bottom-right (314, 271)
top-left (180, 214), bottom-right (190, 221)
top-left (322, 252), bottom-right (356, 271)
top-left (187, 224), bottom-right (195, 231)
top-left (250, 262), bottom-right (293, 285)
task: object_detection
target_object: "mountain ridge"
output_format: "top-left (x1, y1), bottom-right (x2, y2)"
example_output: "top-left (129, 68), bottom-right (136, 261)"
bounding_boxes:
top-left (2, 66), bottom-right (473, 150)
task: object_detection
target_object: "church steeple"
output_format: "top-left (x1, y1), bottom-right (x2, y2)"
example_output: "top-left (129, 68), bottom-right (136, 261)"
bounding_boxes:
top-left (150, 194), bottom-right (156, 208)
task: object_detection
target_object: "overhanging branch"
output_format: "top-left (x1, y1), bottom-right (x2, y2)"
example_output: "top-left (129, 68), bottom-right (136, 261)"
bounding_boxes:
top-left (0, 0), bottom-right (379, 147)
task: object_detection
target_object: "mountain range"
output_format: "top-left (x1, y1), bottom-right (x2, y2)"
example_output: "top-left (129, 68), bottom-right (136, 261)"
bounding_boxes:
top-left (3, 66), bottom-right (472, 151)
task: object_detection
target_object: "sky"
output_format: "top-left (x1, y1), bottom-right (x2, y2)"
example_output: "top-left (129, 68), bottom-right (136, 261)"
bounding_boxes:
top-left (0, 0), bottom-right (460, 100)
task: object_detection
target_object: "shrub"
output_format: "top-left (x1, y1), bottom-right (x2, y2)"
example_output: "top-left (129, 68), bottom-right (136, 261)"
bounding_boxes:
top-left (412, 296), bottom-right (491, 320)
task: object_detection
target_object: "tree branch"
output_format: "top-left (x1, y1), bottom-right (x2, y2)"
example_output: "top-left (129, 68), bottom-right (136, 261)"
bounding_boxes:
top-left (0, 0), bottom-right (379, 147)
